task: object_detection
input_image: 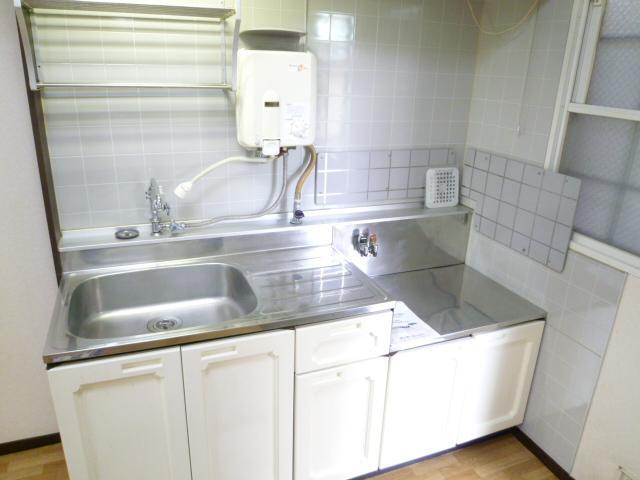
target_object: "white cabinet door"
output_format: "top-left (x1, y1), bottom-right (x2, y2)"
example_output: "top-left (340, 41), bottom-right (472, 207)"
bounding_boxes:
top-left (48, 347), bottom-right (191, 480)
top-left (294, 357), bottom-right (388, 480)
top-left (182, 330), bottom-right (294, 480)
top-left (457, 321), bottom-right (545, 444)
top-left (379, 337), bottom-right (471, 469)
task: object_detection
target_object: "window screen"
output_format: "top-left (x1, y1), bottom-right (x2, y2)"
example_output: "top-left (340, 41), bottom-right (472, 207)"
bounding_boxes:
top-left (560, 114), bottom-right (640, 256)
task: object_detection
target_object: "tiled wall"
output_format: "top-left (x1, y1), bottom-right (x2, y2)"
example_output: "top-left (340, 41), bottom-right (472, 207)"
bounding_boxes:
top-left (308, 0), bottom-right (481, 150)
top-left (462, 148), bottom-right (581, 272)
top-left (35, 11), bottom-right (312, 230)
top-left (466, 0), bottom-right (573, 165)
top-left (315, 147), bottom-right (457, 206)
top-left (467, 229), bottom-right (626, 471)
top-left (37, 0), bottom-right (482, 231)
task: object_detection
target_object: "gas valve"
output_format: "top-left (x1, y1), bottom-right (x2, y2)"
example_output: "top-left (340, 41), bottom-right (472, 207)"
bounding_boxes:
top-left (355, 230), bottom-right (379, 257)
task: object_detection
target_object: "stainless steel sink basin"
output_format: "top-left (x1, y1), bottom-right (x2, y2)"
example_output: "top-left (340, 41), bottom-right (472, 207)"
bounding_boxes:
top-left (67, 263), bottom-right (258, 339)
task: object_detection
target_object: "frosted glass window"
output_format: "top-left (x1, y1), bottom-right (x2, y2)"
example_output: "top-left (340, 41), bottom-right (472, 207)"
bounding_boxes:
top-left (584, 0), bottom-right (640, 110)
top-left (560, 114), bottom-right (640, 256)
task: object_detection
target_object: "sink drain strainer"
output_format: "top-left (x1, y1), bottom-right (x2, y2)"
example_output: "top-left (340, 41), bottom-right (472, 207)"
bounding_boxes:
top-left (147, 316), bottom-right (183, 333)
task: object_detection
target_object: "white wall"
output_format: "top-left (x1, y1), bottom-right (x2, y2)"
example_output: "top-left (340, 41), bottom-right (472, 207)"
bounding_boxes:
top-left (572, 275), bottom-right (640, 480)
top-left (466, 0), bottom-right (572, 165)
top-left (0, 0), bottom-right (59, 443)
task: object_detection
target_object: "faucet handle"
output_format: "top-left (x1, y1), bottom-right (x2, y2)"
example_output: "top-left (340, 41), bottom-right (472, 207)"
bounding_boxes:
top-left (357, 232), bottom-right (370, 257)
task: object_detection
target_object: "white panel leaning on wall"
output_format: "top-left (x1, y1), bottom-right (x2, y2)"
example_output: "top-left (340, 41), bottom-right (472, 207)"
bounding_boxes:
top-left (462, 148), bottom-right (581, 272)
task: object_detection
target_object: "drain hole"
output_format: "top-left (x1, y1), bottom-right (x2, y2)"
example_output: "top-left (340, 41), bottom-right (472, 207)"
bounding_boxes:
top-left (147, 316), bottom-right (183, 333)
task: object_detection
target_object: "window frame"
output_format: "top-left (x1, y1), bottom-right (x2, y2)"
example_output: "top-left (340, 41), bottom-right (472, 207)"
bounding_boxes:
top-left (545, 0), bottom-right (640, 276)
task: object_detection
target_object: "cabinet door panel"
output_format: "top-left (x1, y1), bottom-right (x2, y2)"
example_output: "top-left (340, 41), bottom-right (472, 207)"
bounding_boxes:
top-left (182, 330), bottom-right (294, 480)
top-left (48, 347), bottom-right (191, 480)
top-left (380, 338), bottom-right (470, 468)
top-left (295, 357), bottom-right (388, 480)
top-left (295, 312), bottom-right (392, 374)
top-left (457, 321), bottom-right (545, 444)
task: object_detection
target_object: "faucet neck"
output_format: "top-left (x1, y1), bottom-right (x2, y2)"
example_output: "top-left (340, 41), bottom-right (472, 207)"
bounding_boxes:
top-left (146, 179), bottom-right (176, 235)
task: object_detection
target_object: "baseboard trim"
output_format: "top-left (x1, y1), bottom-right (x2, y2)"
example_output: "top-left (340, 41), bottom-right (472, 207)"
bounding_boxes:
top-left (0, 433), bottom-right (61, 456)
top-left (513, 428), bottom-right (574, 480)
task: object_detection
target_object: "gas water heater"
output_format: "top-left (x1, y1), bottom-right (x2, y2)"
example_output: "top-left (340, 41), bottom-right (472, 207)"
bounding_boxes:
top-left (236, 50), bottom-right (317, 156)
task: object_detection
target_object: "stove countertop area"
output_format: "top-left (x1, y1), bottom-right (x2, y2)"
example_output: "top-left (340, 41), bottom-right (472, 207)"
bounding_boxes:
top-left (371, 264), bottom-right (547, 352)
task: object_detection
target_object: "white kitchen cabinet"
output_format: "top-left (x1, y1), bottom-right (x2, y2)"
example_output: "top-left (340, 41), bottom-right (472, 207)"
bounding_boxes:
top-left (457, 321), bottom-right (545, 444)
top-left (181, 330), bottom-right (294, 480)
top-left (379, 337), bottom-right (471, 469)
top-left (295, 312), bottom-right (392, 374)
top-left (48, 347), bottom-right (191, 480)
top-left (294, 357), bottom-right (388, 480)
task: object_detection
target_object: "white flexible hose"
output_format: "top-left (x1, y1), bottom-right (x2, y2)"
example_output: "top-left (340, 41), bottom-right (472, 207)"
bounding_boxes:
top-left (174, 155), bottom-right (277, 198)
top-left (178, 153), bottom-right (288, 230)
top-left (466, 0), bottom-right (540, 36)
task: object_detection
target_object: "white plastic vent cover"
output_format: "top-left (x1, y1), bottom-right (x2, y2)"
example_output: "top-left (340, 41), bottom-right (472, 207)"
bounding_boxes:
top-left (426, 167), bottom-right (459, 208)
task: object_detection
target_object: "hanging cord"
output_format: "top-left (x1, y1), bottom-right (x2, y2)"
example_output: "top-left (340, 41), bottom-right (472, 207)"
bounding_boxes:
top-left (466, 0), bottom-right (540, 35)
top-left (175, 152), bottom-right (289, 230)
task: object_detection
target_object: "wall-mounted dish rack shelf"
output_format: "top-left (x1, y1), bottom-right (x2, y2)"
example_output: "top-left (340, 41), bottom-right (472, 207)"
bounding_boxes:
top-left (14, 0), bottom-right (242, 91)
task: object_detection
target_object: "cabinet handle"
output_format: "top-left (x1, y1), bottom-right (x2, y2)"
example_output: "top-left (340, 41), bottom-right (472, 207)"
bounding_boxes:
top-left (121, 358), bottom-right (163, 375)
top-left (201, 346), bottom-right (238, 363)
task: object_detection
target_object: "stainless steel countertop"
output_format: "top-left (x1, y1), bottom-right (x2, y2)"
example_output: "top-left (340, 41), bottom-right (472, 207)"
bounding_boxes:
top-left (44, 246), bottom-right (394, 364)
top-left (371, 264), bottom-right (547, 352)
top-left (45, 210), bottom-right (545, 364)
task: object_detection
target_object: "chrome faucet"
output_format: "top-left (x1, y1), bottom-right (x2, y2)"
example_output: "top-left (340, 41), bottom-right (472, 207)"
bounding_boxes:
top-left (146, 179), bottom-right (184, 235)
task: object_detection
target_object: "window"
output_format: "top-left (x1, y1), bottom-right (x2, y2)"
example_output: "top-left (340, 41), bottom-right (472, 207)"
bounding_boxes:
top-left (547, 0), bottom-right (640, 272)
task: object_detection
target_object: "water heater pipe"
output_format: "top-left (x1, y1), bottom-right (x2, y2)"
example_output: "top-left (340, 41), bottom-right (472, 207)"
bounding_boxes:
top-left (174, 154), bottom-right (277, 199)
top-left (290, 145), bottom-right (317, 224)
top-left (174, 152), bottom-right (288, 230)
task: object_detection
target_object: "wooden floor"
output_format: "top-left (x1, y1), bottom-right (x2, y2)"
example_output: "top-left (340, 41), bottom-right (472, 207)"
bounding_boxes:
top-left (0, 433), bottom-right (556, 480)
top-left (372, 434), bottom-right (557, 480)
